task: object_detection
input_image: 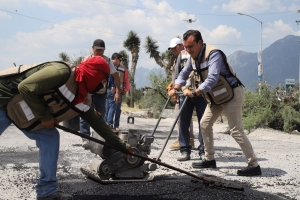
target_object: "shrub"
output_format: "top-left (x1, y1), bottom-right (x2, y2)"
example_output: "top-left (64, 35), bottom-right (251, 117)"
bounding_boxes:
top-left (242, 83), bottom-right (300, 132)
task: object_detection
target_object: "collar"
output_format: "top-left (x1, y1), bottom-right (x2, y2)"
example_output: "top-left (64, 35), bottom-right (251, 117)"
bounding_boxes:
top-left (196, 43), bottom-right (206, 63)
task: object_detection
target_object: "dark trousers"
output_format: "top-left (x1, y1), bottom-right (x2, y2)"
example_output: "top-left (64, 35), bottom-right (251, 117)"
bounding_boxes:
top-left (179, 95), bottom-right (206, 154)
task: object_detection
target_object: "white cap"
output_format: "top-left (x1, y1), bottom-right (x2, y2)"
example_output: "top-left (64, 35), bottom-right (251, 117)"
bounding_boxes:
top-left (168, 38), bottom-right (183, 49)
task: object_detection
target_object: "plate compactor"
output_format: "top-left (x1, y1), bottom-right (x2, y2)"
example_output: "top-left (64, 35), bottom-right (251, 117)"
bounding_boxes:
top-left (80, 117), bottom-right (158, 183)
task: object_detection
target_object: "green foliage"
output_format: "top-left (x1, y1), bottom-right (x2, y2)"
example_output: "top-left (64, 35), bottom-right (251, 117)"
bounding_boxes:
top-left (119, 50), bottom-right (129, 69)
top-left (123, 31), bottom-right (141, 53)
top-left (140, 71), bottom-right (171, 118)
top-left (242, 83), bottom-right (300, 132)
top-left (161, 49), bottom-right (173, 63)
top-left (122, 88), bottom-right (143, 108)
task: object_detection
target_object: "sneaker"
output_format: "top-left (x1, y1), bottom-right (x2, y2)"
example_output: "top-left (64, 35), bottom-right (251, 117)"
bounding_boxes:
top-left (177, 152), bottom-right (190, 161)
top-left (37, 191), bottom-right (73, 200)
top-left (169, 140), bottom-right (180, 150)
top-left (237, 165), bottom-right (262, 176)
top-left (192, 159), bottom-right (216, 168)
top-left (82, 140), bottom-right (89, 149)
top-left (115, 127), bottom-right (120, 132)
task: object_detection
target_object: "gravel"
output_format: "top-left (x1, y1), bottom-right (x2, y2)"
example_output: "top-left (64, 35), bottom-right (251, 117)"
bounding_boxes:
top-left (0, 115), bottom-right (299, 200)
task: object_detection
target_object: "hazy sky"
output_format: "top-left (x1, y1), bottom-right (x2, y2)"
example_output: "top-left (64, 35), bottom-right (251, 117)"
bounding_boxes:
top-left (0, 0), bottom-right (300, 71)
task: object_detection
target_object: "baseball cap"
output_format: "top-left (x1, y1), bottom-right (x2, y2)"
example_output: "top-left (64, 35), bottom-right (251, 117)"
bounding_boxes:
top-left (168, 38), bottom-right (183, 50)
top-left (93, 39), bottom-right (105, 50)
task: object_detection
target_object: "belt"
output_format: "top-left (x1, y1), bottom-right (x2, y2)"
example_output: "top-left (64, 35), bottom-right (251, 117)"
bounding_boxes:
top-left (231, 82), bottom-right (240, 89)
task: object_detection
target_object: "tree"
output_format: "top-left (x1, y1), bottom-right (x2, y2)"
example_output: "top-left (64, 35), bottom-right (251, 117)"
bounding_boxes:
top-left (58, 52), bottom-right (70, 63)
top-left (123, 31), bottom-right (141, 108)
top-left (119, 50), bottom-right (129, 70)
top-left (57, 52), bottom-right (83, 66)
top-left (144, 36), bottom-right (175, 79)
top-left (142, 71), bottom-right (171, 118)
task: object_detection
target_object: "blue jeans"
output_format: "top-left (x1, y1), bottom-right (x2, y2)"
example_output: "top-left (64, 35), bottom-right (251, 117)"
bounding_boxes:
top-left (0, 109), bottom-right (59, 198)
top-left (80, 93), bottom-right (106, 141)
top-left (105, 88), bottom-right (123, 128)
top-left (179, 95), bottom-right (206, 155)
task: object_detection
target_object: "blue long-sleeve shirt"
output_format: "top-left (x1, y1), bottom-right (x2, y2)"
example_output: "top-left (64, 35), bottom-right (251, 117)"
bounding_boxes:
top-left (175, 43), bottom-right (237, 92)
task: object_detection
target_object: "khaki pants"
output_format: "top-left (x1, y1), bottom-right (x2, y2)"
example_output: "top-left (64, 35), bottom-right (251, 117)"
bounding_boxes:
top-left (200, 86), bottom-right (258, 166)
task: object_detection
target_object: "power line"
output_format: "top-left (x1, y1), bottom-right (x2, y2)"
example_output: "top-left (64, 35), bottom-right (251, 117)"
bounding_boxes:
top-left (0, 8), bottom-right (127, 37)
top-left (0, 8), bottom-right (271, 47)
top-left (93, 0), bottom-right (296, 17)
top-left (1, 8), bottom-right (295, 48)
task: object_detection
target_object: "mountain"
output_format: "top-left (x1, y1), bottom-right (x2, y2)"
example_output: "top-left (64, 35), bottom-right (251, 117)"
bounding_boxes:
top-left (228, 35), bottom-right (300, 90)
top-left (135, 35), bottom-right (300, 91)
top-left (134, 67), bottom-right (165, 88)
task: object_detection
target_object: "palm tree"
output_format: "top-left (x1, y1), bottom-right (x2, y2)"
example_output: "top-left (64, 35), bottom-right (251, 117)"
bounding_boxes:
top-left (58, 52), bottom-right (84, 66)
top-left (144, 36), bottom-right (175, 79)
top-left (58, 52), bottom-right (70, 63)
top-left (123, 31), bottom-right (141, 108)
top-left (119, 50), bottom-right (129, 70)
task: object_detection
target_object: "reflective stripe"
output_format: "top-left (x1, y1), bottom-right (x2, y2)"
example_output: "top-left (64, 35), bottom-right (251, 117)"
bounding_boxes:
top-left (59, 84), bottom-right (90, 112)
top-left (186, 80), bottom-right (191, 86)
top-left (59, 84), bottom-right (75, 102)
top-left (213, 87), bottom-right (227, 96)
top-left (117, 67), bottom-right (125, 72)
top-left (19, 100), bottom-right (35, 121)
top-left (75, 103), bottom-right (90, 112)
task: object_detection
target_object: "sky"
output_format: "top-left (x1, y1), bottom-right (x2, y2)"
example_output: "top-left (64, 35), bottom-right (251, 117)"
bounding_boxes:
top-left (0, 0), bottom-right (300, 71)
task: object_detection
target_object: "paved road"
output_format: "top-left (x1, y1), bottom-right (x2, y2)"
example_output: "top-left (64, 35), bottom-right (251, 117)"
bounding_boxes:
top-left (0, 114), bottom-right (299, 200)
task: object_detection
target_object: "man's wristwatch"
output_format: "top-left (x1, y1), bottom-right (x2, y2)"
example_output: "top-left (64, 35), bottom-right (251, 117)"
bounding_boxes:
top-left (192, 89), bottom-right (197, 97)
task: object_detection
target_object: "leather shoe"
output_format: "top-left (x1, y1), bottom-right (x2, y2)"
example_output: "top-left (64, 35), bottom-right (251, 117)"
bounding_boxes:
top-left (237, 165), bottom-right (262, 176)
top-left (37, 191), bottom-right (73, 200)
top-left (192, 159), bottom-right (216, 168)
top-left (177, 152), bottom-right (190, 161)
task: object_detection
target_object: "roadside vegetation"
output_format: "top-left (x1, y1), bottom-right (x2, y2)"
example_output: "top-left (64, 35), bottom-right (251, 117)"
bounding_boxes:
top-left (126, 73), bottom-right (300, 133)
top-left (57, 30), bottom-right (300, 134)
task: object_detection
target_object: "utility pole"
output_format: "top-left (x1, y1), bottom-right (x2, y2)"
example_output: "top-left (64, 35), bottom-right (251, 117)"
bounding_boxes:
top-left (238, 13), bottom-right (263, 94)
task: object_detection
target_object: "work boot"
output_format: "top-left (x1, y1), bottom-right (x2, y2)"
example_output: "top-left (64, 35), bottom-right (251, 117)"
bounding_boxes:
top-left (37, 191), bottom-right (73, 200)
top-left (192, 159), bottom-right (216, 168)
top-left (177, 152), bottom-right (190, 161)
top-left (82, 140), bottom-right (89, 149)
top-left (237, 165), bottom-right (262, 176)
top-left (169, 140), bottom-right (180, 150)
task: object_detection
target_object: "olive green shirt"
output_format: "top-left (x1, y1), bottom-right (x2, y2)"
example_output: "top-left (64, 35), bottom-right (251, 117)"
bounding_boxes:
top-left (0, 62), bottom-right (129, 152)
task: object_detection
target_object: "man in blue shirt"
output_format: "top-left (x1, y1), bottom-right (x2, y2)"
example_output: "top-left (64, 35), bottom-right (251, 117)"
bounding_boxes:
top-left (170, 30), bottom-right (261, 176)
top-left (167, 38), bottom-right (207, 161)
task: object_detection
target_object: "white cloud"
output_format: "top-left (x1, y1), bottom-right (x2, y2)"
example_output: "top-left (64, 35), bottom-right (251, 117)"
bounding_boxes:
top-left (212, 5), bottom-right (219, 12)
top-left (0, 11), bottom-right (11, 20)
top-left (263, 19), bottom-right (300, 43)
top-left (28, 0), bottom-right (138, 15)
top-left (222, 0), bottom-right (271, 13)
top-left (1, 0), bottom-right (297, 72)
top-left (0, 0), bottom-right (21, 7)
top-left (204, 25), bottom-right (242, 55)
